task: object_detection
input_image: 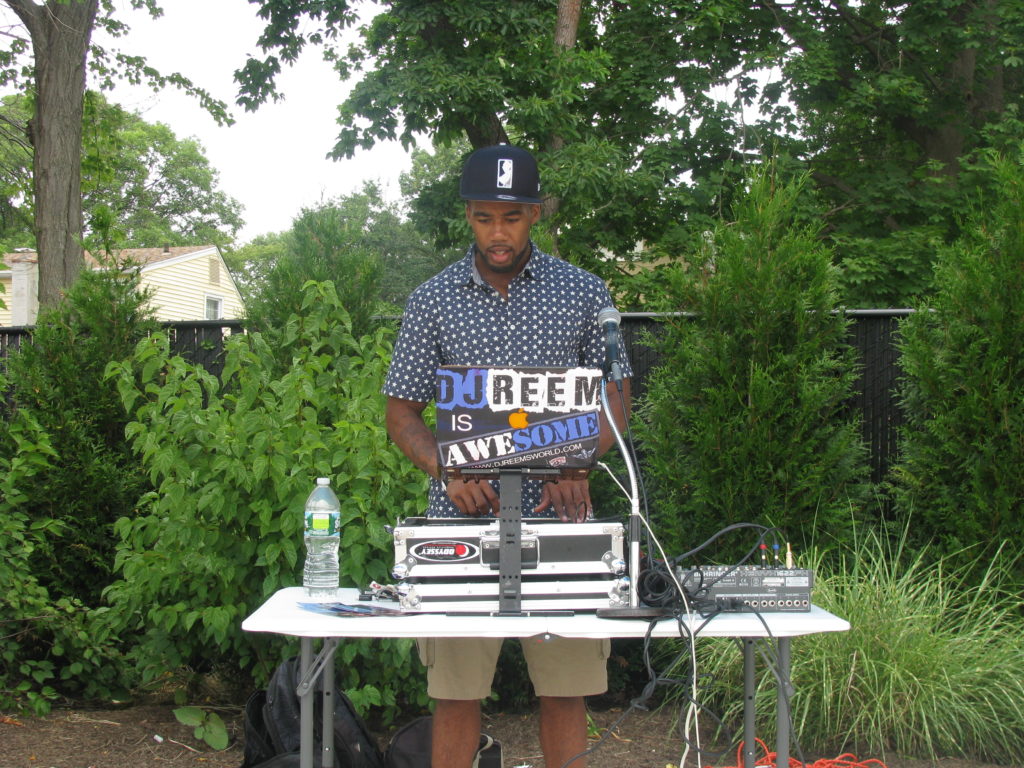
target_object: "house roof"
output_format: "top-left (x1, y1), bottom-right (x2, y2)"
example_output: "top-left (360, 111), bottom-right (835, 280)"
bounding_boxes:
top-left (2, 245), bottom-right (217, 270)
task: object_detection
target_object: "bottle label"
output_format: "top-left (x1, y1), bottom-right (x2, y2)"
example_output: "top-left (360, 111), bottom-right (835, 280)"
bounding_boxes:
top-left (305, 511), bottom-right (338, 536)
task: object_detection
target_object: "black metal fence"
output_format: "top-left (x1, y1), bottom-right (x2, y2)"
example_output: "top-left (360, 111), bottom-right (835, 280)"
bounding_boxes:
top-left (1, 312), bottom-right (907, 482)
top-left (618, 311), bottom-right (909, 485)
top-left (0, 325), bottom-right (28, 364)
top-left (163, 320), bottom-right (246, 372)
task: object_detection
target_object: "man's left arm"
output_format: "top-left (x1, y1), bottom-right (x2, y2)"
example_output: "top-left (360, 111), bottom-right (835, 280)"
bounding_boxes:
top-left (534, 377), bottom-right (631, 522)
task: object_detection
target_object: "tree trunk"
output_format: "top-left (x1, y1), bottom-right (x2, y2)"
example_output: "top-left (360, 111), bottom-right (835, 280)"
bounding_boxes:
top-left (553, 0), bottom-right (582, 51)
top-left (543, 0), bottom-right (583, 231)
top-left (9, 0), bottom-right (99, 309)
top-left (464, 113), bottom-right (510, 149)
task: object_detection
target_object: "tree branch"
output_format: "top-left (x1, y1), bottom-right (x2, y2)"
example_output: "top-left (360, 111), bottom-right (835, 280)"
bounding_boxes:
top-left (419, 8), bottom-right (508, 149)
top-left (3, 0), bottom-right (41, 36)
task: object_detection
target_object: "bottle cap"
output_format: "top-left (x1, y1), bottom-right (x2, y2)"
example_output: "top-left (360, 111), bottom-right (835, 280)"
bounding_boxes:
top-left (316, 477), bottom-right (330, 486)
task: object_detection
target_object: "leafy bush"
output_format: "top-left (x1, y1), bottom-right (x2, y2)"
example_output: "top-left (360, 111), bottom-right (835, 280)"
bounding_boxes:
top-left (1, 263), bottom-right (158, 604)
top-left (639, 168), bottom-right (869, 557)
top-left (240, 196), bottom-right (385, 340)
top-left (0, 372), bottom-right (126, 713)
top-left (672, 525), bottom-right (1024, 763)
top-left (104, 281), bottom-right (429, 721)
top-left (0, 264), bottom-right (156, 712)
top-left (892, 155), bottom-right (1024, 570)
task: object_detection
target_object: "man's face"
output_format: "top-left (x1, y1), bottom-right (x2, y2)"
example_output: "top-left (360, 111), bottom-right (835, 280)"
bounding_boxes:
top-left (465, 200), bottom-right (541, 277)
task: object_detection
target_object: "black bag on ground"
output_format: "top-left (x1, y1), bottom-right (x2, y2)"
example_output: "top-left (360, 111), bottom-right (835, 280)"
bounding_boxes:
top-left (241, 656), bottom-right (384, 768)
top-left (384, 716), bottom-right (500, 768)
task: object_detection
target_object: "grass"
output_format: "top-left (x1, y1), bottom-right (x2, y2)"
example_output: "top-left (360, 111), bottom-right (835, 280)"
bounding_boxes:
top-left (658, 523), bottom-right (1024, 764)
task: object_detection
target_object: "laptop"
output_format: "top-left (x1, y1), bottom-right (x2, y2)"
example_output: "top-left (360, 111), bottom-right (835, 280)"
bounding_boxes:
top-left (434, 365), bottom-right (603, 475)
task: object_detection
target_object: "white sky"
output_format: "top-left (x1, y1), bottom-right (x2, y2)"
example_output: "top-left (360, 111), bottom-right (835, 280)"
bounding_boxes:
top-left (88, 0), bottom-right (414, 244)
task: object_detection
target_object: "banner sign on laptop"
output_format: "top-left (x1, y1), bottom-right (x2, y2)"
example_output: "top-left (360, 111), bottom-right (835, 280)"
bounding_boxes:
top-left (435, 366), bottom-right (603, 472)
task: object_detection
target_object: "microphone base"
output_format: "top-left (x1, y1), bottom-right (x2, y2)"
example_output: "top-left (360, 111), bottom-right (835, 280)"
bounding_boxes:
top-left (596, 606), bottom-right (673, 620)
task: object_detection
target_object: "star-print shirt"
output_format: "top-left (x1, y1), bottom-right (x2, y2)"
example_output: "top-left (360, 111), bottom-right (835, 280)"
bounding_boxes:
top-left (383, 242), bottom-right (632, 517)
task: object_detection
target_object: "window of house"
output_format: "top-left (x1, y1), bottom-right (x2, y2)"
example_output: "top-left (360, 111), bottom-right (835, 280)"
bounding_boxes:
top-left (205, 296), bottom-right (224, 320)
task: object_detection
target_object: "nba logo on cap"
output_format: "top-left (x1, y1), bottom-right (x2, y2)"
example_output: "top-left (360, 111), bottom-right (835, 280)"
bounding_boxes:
top-left (496, 159), bottom-right (514, 189)
top-left (460, 145), bottom-right (541, 204)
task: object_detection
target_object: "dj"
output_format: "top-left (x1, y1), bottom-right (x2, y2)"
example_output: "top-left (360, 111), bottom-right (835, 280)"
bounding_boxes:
top-left (383, 144), bottom-right (632, 768)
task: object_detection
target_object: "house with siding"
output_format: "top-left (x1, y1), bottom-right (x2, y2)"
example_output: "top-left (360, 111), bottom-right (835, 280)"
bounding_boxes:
top-left (0, 245), bottom-right (243, 326)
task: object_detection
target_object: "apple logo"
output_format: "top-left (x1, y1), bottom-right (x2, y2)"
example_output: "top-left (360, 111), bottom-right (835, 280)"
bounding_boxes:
top-left (508, 408), bottom-right (529, 429)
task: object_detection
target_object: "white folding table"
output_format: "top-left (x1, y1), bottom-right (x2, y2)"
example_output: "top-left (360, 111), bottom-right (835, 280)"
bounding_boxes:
top-left (243, 586), bottom-right (849, 768)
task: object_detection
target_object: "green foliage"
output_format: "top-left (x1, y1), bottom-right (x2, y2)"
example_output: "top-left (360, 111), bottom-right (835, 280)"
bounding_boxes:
top-left (0, 94), bottom-right (34, 253)
top-left (640, 168), bottom-right (869, 557)
top-left (0, 92), bottom-right (242, 251)
top-left (105, 281), bottom-right (429, 721)
top-left (0, 264), bottom-right (154, 712)
top-left (241, 0), bottom-right (767, 289)
top-left (233, 184), bottom-right (448, 326)
top-left (241, 1), bottom-right (1024, 306)
top-left (669, 526), bottom-right (1024, 763)
top-left (173, 706), bottom-right (230, 751)
top-left (398, 142), bottom-right (473, 255)
top-left (1, 263), bottom-right (159, 604)
top-left (239, 206), bottom-right (381, 339)
top-left (892, 155), bottom-right (1024, 570)
top-left (0, 370), bottom-right (127, 714)
top-left (773, 2), bottom-right (1024, 305)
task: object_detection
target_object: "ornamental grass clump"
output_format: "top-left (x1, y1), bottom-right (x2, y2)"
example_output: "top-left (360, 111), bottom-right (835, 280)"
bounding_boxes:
top-left (793, 527), bottom-right (1024, 763)
top-left (676, 524), bottom-right (1024, 764)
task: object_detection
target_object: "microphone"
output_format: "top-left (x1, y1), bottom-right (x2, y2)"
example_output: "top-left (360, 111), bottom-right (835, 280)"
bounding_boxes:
top-left (597, 307), bottom-right (623, 387)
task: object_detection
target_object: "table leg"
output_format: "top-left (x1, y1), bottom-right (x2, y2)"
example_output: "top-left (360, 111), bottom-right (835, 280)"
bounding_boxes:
top-left (743, 638), bottom-right (756, 768)
top-left (296, 639), bottom-right (340, 768)
top-left (321, 642), bottom-right (335, 768)
top-left (300, 638), bottom-right (313, 768)
top-left (776, 637), bottom-right (791, 768)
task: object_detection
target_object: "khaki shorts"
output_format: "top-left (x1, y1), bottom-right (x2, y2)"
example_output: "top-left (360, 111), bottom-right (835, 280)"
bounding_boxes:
top-left (416, 636), bottom-right (610, 700)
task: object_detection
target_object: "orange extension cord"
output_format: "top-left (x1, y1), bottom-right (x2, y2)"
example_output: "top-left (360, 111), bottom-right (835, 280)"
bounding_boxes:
top-left (713, 738), bottom-right (889, 768)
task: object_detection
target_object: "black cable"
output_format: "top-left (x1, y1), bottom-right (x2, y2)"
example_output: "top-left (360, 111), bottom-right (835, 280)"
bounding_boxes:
top-left (671, 522), bottom-right (777, 565)
top-left (556, 605), bottom-right (745, 768)
top-left (723, 610), bottom-right (810, 768)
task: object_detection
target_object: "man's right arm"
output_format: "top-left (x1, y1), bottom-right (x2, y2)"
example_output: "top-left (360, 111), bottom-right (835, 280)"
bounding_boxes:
top-left (385, 396), bottom-right (442, 480)
top-left (385, 395), bottom-right (500, 516)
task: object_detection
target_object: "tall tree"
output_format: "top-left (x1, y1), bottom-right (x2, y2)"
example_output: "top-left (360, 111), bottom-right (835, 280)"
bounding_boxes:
top-left (239, 1), bottom-right (1024, 307)
top-left (893, 155), bottom-right (1024, 572)
top-left (234, 183), bottom-right (444, 335)
top-left (543, 0), bottom-right (582, 226)
top-left (0, 92), bottom-right (243, 252)
top-left (239, 1), bottom-right (765, 291)
top-left (4, 0), bottom-right (99, 306)
top-left (757, 0), bottom-right (1024, 304)
top-left (0, 0), bottom-right (229, 307)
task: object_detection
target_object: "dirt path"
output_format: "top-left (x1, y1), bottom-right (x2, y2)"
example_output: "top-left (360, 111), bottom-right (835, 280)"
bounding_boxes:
top-left (0, 703), bottom-right (1004, 768)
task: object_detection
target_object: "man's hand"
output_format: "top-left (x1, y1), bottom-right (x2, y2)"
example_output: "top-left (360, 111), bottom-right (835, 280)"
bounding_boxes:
top-left (446, 477), bottom-right (500, 517)
top-left (534, 478), bottom-right (592, 523)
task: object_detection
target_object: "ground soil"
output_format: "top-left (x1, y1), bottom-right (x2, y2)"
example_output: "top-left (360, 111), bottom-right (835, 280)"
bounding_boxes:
top-left (0, 702), bottom-right (1005, 768)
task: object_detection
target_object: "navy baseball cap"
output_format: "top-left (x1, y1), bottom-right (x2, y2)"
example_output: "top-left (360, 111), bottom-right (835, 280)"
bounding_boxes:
top-left (459, 144), bottom-right (542, 204)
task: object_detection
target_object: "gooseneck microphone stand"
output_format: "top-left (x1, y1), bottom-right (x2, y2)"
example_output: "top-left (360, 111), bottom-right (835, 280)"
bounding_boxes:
top-left (596, 379), bottom-right (667, 619)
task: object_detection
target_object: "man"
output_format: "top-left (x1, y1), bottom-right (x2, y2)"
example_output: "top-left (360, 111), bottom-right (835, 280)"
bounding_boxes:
top-left (383, 144), bottom-right (632, 768)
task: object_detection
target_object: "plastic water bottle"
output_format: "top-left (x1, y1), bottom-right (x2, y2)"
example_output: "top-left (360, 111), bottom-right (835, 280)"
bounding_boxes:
top-left (303, 478), bottom-right (341, 598)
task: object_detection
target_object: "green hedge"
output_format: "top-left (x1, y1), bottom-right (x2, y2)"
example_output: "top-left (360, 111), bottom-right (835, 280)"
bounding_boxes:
top-left (104, 281), bottom-right (429, 721)
top-left (640, 169), bottom-right (870, 559)
top-left (893, 155), bottom-right (1024, 573)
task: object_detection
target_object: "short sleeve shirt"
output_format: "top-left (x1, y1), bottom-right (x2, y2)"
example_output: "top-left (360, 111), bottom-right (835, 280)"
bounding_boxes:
top-left (383, 243), bottom-right (632, 517)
